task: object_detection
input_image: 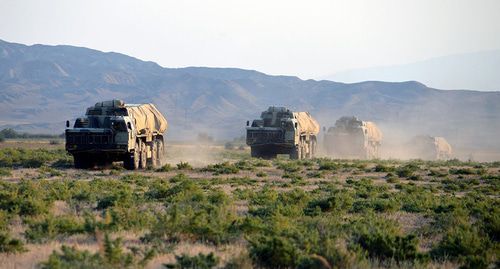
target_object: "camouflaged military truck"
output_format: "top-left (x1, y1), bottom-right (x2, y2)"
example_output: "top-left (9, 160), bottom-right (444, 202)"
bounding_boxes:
top-left (407, 135), bottom-right (452, 160)
top-left (246, 107), bottom-right (319, 159)
top-left (324, 116), bottom-right (382, 159)
top-left (65, 100), bottom-right (167, 170)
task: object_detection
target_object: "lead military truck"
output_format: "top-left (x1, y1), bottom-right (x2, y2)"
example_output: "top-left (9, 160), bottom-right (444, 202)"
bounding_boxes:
top-left (246, 107), bottom-right (320, 159)
top-left (65, 100), bottom-right (167, 170)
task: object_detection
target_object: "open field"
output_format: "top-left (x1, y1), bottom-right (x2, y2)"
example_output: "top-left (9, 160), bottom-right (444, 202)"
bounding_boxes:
top-left (0, 140), bottom-right (498, 268)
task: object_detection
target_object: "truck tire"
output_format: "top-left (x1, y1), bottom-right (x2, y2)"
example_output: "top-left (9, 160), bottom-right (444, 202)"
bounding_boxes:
top-left (124, 144), bottom-right (140, 170)
top-left (149, 140), bottom-right (158, 168)
top-left (139, 140), bottom-right (147, 169)
top-left (155, 139), bottom-right (164, 167)
top-left (251, 147), bottom-right (260, 158)
top-left (310, 139), bottom-right (317, 158)
top-left (74, 154), bottom-right (89, 169)
top-left (290, 146), bottom-right (299, 160)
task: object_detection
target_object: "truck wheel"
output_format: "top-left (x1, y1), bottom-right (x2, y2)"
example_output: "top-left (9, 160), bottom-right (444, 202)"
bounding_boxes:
top-left (251, 147), bottom-right (260, 158)
top-left (150, 141), bottom-right (158, 168)
top-left (139, 140), bottom-right (147, 169)
top-left (75, 154), bottom-right (94, 169)
top-left (290, 147), bottom-right (299, 160)
top-left (124, 144), bottom-right (140, 170)
top-left (74, 154), bottom-right (87, 169)
top-left (155, 139), bottom-right (164, 167)
top-left (311, 139), bottom-right (317, 158)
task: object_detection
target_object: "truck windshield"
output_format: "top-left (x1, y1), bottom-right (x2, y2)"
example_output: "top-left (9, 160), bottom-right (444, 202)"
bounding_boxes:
top-left (111, 121), bottom-right (127, 131)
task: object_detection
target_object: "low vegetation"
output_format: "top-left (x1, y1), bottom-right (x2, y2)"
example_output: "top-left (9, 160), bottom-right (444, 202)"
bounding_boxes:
top-left (0, 146), bottom-right (498, 268)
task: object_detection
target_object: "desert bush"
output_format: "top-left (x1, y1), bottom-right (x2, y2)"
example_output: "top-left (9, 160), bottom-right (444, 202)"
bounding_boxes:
top-left (202, 162), bottom-right (239, 175)
top-left (96, 185), bottom-right (135, 210)
top-left (177, 162), bottom-right (192, 170)
top-left (25, 215), bottom-right (85, 242)
top-left (164, 252), bottom-right (219, 269)
top-left (0, 232), bottom-right (25, 253)
top-left (349, 216), bottom-right (421, 262)
top-left (276, 161), bottom-right (301, 173)
top-left (0, 180), bottom-right (53, 216)
top-left (0, 148), bottom-right (69, 168)
top-left (256, 171), bottom-right (267, 177)
top-left (396, 163), bottom-right (419, 178)
top-left (317, 159), bottom-right (338, 171)
top-left (146, 182), bottom-right (240, 244)
top-left (374, 164), bottom-right (395, 172)
top-left (306, 171), bottom-right (324, 178)
top-left (0, 168), bottom-right (11, 177)
top-left (156, 163), bottom-right (173, 172)
top-left (305, 190), bottom-right (354, 216)
top-left (249, 235), bottom-right (298, 268)
top-left (430, 223), bottom-right (493, 268)
top-left (40, 234), bottom-right (155, 269)
top-left (429, 169), bottom-right (448, 177)
top-left (170, 173), bottom-right (189, 183)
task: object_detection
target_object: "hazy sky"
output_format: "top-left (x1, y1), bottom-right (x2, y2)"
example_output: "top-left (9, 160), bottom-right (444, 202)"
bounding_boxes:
top-left (1, 0), bottom-right (499, 79)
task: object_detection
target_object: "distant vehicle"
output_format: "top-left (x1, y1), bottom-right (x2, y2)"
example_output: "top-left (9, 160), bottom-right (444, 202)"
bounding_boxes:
top-left (407, 135), bottom-right (452, 160)
top-left (65, 100), bottom-right (168, 169)
top-left (324, 116), bottom-right (382, 159)
top-left (246, 106), bottom-right (319, 159)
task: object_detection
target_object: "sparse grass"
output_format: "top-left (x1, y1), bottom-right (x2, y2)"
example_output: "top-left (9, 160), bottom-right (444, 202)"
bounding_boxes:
top-left (0, 143), bottom-right (499, 269)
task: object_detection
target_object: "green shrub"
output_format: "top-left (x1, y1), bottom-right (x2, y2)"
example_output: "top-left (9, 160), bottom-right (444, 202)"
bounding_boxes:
top-left (431, 223), bottom-right (492, 266)
top-left (170, 173), bottom-right (189, 183)
top-left (164, 252), bottom-right (219, 269)
top-left (0, 148), bottom-right (70, 168)
top-left (249, 235), bottom-right (298, 268)
top-left (396, 163), bottom-right (419, 178)
top-left (449, 168), bottom-right (475, 175)
top-left (25, 215), bottom-right (85, 242)
top-left (156, 163), bottom-right (173, 172)
top-left (177, 162), bottom-right (192, 170)
top-left (0, 232), bottom-right (25, 253)
top-left (317, 160), bottom-right (338, 171)
top-left (202, 162), bottom-right (239, 175)
top-left (350, 217), bottom-right (420, 262)
top-left (0, 168), bottom-right (11, 177)
top-left (374, 164), bottom-right (395, 172)
top-left (276, 161), bottom-right (301, 173)
top-left (40, 234), bottom-right (155, 269)
top-left (256, 171), bottom-right (267, 177)
top-left (146, 182), bottom-right (239, 244)
top-left (305, 191), bottom-right (354, 216)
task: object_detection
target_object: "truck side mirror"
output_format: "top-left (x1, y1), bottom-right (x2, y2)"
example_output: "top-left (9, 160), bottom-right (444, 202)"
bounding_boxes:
top-left (127, 122), bottom-right (132, 130)
top-left (246, 121), bottom-right (249, 126)
top-left (66, 120), bottom-right (70, 128)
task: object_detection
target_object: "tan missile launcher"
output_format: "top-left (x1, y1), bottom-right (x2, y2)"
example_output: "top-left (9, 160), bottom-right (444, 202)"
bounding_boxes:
top-left (65, 100), bottom-right (168, 170)
top-left (246, 107), bottom-right (319, 159)
top-left (324, 116), bottom-right (382, 159)
top-left (407, 135), bottom-right (452, 160)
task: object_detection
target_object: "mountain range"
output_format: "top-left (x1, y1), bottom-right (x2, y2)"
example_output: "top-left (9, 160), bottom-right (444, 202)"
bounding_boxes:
top-left (1, 39), bottom-right (499, 153)
top-left (321, 50), bottom-right (500, 91)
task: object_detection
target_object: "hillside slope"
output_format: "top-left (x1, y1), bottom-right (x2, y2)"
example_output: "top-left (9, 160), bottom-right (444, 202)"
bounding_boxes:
top-left (1, 39), bottom-right (499, 150)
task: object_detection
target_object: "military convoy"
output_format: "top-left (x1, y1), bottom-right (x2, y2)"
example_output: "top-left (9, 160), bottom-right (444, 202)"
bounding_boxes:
top-left (323, 116), bottom-right (383, 159)
top-left (65, 100), bottom-right (167, 170)
top-left (65, 100), bottom-right (453, 167)
top-left (245, 107), bottom-right (320, 159)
